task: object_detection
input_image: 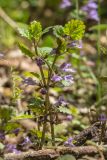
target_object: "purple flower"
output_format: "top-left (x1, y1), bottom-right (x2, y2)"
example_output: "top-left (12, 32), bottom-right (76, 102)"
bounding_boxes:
top-left (63, 75), bottom-right (74, 84)
top-left (60, 63), bottom-right (75, 73)
top-left (20, 137), bottom-right (31, 146)
top-left (98, 113), bottom-right (107, 121)
top-left (81, 0), bottom-right (99, 21)
top-left (22, 77), bottom-right (36, 86)
top-left (40, 88), bottom-right (47, 95)
top-left (12, 128), bottom-right (20, 135)
top-left (60, 0), bottom-right (72, 9)
top-left (87, 1), bottom-right (98, 9)
top-left (66, 115), bottom-right (73, 121)
top-left (56, 96), bottom-right (68, 106)
top-left (88, 10), bottom-right (99, 21)
top-left (51, 75), bottom-right (62, 82)
top-left (6, 144), bottom-right (21, 154)
top-left (64, 137), bottom-right (74, 147)
top-left (68, 40), bottom-right (83, 49)
top-left (35, 57), bottom-right (44, 66)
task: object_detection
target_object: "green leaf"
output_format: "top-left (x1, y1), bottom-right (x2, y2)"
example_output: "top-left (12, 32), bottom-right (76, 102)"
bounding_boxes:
top-left (63, 19), bottom-right (85, 40)
top-left (23, 71), bottom-right (40, 79)
top-left (28, 97), bottom-right (44, 108)
top-left (5, 123), bottom-right (20, 132)
top-left (18, 43), bottom-right (34, 58)
top-left (37, 47), bottom-right (52, 56)
top-left (70, 106), bottom-right (79, 116)
top-left (53, 25), bottom-right (64, 38)
top-left (42, 26), bottom-right (53, 35)
top-left (12, 114), bottom-right (35, 120)
top-left (18, 27), bottom-right (31, 40)
top-left (0, 106), bottom-right (13, 121)
top-left (90, 24), bottom-right (107, 31)
top-left (28, 98), bottom-right (44, 115)
top-left (62, 80), bottom-right (72, 87)
top-left (59, 106), bottom-right (71, 114)
top-left (29, 72), bottom-right (40, 78)
top-left (29, 21), bottom-right (42, 41)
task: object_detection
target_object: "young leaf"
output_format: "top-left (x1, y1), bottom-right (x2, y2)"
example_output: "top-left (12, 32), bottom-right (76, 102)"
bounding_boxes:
top-left (18, 43), bottom-right (34, 58)
top-left (53, 25), bottom-right (64, 38)
top-left (42, 26), bottom-right (53, 35)
top-left (18, 27), bottom-right (31, 40)
top-left (28, 97), bottom-right (44, 107)
top-left (29, 21), bottom-right (42, 41)
top-left (63, 19), bottom-right (85, 40)
top-left (37, 47), bottom-right (52, 56)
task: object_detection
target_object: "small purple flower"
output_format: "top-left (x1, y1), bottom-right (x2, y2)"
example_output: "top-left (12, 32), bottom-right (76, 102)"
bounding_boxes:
top-left (6, 144), bottom-right (21, 154)
top-left (88, 10), bottom-right (99, 21)
top-left (12, 128), bottom-right (20, 135)
top-left (40, 88), bottom-right (47, 95)
top-left (20, 137), bottom-right (31, 146)
top-left (81, 0), bottom-right (99, 21)
top-left (12, 149), bottom-right (21, 154)
top-left (64, 137), bottom-right (74, 147)
top-left (22, 77), bottom-right (36, 86)
top-left (56, 96), bottom-right (68, 106)
top-left (60, 63), bottom-right (75, 73)
top-left (66, 115), bottom-right (73, 121)
top-left (35, 57), bottom-right (44, 66)
top-left (60, 0), bottom-right (72, 9)
top-left (51, 75), bottom-right (62, 82)
top-left (98, 113), bottom-right (107, 121)
top-left (87, 1), bottom-right (98, 9)
top-left (63, 75), bottom-right (74, 84)
top-left (68, 40), bottom-right (82, 49)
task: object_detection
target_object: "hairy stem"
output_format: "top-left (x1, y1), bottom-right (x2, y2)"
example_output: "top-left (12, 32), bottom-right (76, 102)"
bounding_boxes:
top-left (33, 40), bottom-right (46, 86)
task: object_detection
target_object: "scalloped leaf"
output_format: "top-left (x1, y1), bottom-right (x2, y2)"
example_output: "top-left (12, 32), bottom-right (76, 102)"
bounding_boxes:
top-left (53, 25), bottom-right (64, 38)
top-left (29, 21), bottom-right (42, 41)
top-left (18, 27), bottom-right (31, 40)
top-left (37, 47), bottom-right (52, 56)
top-left (63, 19), bottom-right (85, 40)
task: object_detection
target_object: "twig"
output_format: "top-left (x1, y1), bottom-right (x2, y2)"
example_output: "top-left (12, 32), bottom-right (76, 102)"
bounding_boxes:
top-left (4, 146), bottom-right (106, 160)
top-left (73, 122), bottom-right (101, 146)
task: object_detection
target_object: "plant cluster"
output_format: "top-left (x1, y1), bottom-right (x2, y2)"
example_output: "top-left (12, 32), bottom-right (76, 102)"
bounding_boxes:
top-left (17, 19), bottom-right (85, 149)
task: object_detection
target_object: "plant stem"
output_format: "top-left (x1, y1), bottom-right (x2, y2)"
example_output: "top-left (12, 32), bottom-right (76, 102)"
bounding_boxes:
top-left (33, 40), bottom-right (46, 86)
top-left (49, 108), bottom-right (55, 146)
top-left (97, 0), bottom-right (102, 101)
top-left (33, 40), bottom-right (47, 149)
top-left (75, 0), bottom-right (79, 19)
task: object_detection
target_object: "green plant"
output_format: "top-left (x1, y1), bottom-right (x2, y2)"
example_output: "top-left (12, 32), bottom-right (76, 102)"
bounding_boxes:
top-left (18, 19), bottom-right (85, 148)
